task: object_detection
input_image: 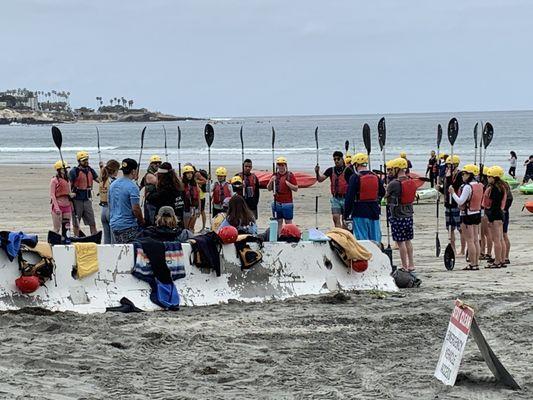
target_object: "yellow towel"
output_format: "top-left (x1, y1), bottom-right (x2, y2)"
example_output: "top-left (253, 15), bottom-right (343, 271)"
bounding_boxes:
top-left (326, 228), bottom-right (372, 261)
top-left (73, 243), bottom-right (99, 278)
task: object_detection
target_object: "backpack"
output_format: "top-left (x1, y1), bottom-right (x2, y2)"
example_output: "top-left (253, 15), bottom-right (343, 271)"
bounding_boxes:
top-left (392, 269), bottom-right (421, 288)
top-left (18, 243), bottom-right (56, 285)
top-left (189, 232), bottom-right (222, 276)
top-left (234, 236), bottom-right (263, 270)
top-left (150, 279), bottom-right (180, 310)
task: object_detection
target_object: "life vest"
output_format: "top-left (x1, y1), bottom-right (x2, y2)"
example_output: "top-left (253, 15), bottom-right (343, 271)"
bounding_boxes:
top-left (73, 167), bottom-right (94, 191)
top-left (330, 169), bottom-right (348, 197)
top-left (18, 243), bottom-right (55, 286)
top-left (482, 185), bottom-right (506, 210)
top-left (399, 178), bottom-right (417, 205)
top-left (53, 176), bottom-right (70, 198)
top-left (184, 183), bottom-right (199, 206)
top-left (99, 178), bottom-right (110, 203)
top-left (463, 182), bottom-right (483, 212)
top-left (358, 173), bottom-right (379, 202)
top-left (212, 182), bottom-right (232, 205)
top-left (242, 173), bottom-right (258, 199)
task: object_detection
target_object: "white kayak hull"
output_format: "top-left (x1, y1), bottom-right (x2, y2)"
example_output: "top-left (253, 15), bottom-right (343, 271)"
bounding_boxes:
top-left (0, 241), bottom-right (397, 313)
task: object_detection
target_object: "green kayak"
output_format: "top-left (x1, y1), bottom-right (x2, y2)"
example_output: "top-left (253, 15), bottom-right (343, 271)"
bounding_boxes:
top-left (519, 183), bottom-right (533, 194)
top-left (502, 175), bottom-right (520, 189)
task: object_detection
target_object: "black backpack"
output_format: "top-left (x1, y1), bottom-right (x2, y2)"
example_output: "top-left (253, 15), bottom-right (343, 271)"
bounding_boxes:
top-left (189, 232), bottom-right (222, 276)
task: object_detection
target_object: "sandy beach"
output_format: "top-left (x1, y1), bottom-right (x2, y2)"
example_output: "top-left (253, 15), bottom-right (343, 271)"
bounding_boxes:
top-left (1, 164), bottom-right (533, 399)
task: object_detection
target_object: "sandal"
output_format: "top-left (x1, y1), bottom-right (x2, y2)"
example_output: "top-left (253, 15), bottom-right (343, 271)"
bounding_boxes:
top-left (462, 264), bottom-right (479, 271)
top-left (485, 263), bottom-right (501, 269)
top-left (503, 259), bottom-right (511, 265)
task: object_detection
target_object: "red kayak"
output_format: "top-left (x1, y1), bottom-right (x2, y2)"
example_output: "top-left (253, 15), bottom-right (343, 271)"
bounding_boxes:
top-left (408, 172), bottom-right (426, 189)
top-left (255, 171), bottom-right (317, 189)
top-left (525, 201), bottom-right (533, 213)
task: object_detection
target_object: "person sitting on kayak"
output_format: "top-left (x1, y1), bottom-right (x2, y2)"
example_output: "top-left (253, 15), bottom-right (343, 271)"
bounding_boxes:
top-left (267, 156), bottom-right (298, 234)
top-left (315, 151), bottom-right (348, 228)
top-left (343, 153), bottom-right (385, 242)
top-left (386, 157), bottom-right (417, 273)
top-left (448, 164), bottom-right (483, 270)
top-left (217, 195), bottom-right (257, 235)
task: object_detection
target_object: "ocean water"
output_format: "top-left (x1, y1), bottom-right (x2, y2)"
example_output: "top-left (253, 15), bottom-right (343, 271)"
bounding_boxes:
top-left (1, 110), bottom-right (532, 174)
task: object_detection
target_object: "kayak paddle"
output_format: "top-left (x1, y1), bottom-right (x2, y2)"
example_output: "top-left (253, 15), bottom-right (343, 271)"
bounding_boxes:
top-left (314, 126), bottom-right (319, 166)
top-left (95, 126), bottom-right (102, 165)
top-left (482, 122), bottom-right (494, 166)
top-left (240, 125), bottom-right (245, 196)
top-left (177, 125), bottom-right (182, 176)
top-left (363, 123), bottom-right (371, 169)
top-left (163, 125), bottom-right (168, 162)
top-left (377, 117), bottom-right (392, 267)
top-left (435, 123), bottom-right (443, 257)
top-left (473, 122), bottom-right (478, 165)
top-left (137, 126), bottom-right (147, 181)
top-left (271, 127), bottom-right (277, 219)
top-left (204, 123), bottom-right (215, 227)
top-left (444, 117), bottom-right (459, 270)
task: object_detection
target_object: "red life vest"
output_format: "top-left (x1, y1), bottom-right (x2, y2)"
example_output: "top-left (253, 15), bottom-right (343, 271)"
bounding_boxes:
top-left (53, 177), bottom-right (70, 197)
top-left (481, 185), bottom-right (506, 210)
top-left (400, 178), bottom-right (417, 205)
top-left (358, 173), bottom-right (379, 201)
top-left (330, 169), bottom-right (348, 197)
top-left (242, 173), bottom-right (258, 198)
top-left (73, 167), bottom-right (94, 190)
top-left (184, 183), bottom-right (199, 205)
top-left (212, 182), bottom-right (231, 205)
top-left (466, 182), bottom-right (483, 212)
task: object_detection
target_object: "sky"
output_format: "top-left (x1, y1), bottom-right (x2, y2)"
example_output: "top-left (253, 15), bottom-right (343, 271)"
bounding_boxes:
top-left (2, 0), bottom-right (532, 117)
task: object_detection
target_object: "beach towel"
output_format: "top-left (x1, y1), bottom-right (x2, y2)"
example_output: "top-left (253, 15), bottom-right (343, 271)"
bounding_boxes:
top-left (132, 240), bottom-right (186, 282)
top-left (326, 228), bottom-right (372, 268)
top-left (73, 242), bottom-right (99, 278)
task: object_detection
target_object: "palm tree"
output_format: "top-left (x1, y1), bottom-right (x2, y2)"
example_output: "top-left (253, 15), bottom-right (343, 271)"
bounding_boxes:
top-left (128, 99), bottom-right (134, 109)
top-left (110, 99), bottom-right (114, 106)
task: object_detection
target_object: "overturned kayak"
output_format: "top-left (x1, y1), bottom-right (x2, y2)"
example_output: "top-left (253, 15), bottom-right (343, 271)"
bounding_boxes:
top-left (255, 171), bottom-right (316, 188)
top-left (416, 188), bottom-right (439, 200)
top-left (519, 183), bottom-right (533, 194)
top-left (0, 241), bottom-right (396, 313)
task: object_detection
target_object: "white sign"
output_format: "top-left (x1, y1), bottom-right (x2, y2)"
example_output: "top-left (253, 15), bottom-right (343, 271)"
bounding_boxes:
top-left (434, 299), bottom-right (474, 386)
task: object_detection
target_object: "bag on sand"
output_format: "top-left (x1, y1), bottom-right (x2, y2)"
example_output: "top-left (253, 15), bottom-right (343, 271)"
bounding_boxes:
top-left (392, 269), bottom-right (421, 289)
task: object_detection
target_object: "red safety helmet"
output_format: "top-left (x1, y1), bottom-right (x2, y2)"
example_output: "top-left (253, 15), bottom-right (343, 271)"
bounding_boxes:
top-left (15, 275), bottom-right (40, 294)
top-left (218, 226), bottom-right (239, 244)
top-left (351, 259), bottom-right (368, 273)
top-left (280, 224), bottom-right (301, 239)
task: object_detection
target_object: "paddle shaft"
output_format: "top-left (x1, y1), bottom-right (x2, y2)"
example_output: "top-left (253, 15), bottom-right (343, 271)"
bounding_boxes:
top-left (271, 127), bottom-right (277, 219)
top-left (240, 126), bottom-right (245, 197)
top-left (163, 125), bottom-right (168, 162)
top-left (177, 126), bottom-right (182, 176)
top-left (96, 126), bottom-right (102, 165)
top-left (315, 196), bottom-right (319, 229)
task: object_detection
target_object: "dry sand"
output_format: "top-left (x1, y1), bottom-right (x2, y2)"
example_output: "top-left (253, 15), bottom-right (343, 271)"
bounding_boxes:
top-left (1, 165), bottom-right (533, 399)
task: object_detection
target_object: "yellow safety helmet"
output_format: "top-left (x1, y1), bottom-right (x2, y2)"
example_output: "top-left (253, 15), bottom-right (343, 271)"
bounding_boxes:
top-left (439, 153), bottom-right (448, 160)
top-left (391, 157), bottom-right (408, 169)
top-left (150, 155), bottom-right (162, 163)
top-left (344, 155), bottom-right (352, 164)
top-left (182, 165), bottom-right (195, 173)
top-left (445, 155), bottom-right (460, 165)
top-left (487, 165), bottom-right (504, 178)
top-left (215, 167), bottom-right (227, 176)
top-left (276, 156), bottom-right (287, 165)
top-left (400, 151), bottom-right (407, 158)
top-left (462, 164), bottom-right (479, 175)
top-left (230, 176), bottom-right (243, 184)
top-left (482, 166), bottom-right (489, 175)
top-left (54, 160), bottom-right (69, 170)
top-left (76, 151), bottom-right (89, 161)
top-left (385, 159), bottom-right (394, 169)
top-left (352, 153), bottom-right (369, 165)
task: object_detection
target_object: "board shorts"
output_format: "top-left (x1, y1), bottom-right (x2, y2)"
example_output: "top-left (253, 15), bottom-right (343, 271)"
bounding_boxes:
top-left (390, 216), bottom-right (414, 242)
top-left (113, 226), bottom-right (140, 244)
top-left (462, 213), bottom-right (481, 226)
top-left (330, 196), bottom-right (345, 215)
top-left (72, 199), bottom-right (96, 227)
top-left (503, 210), bottom-right (510, 233)
top-left (353, 217), bottom-right (381, 243)
top-left (272, 202), bottom-right (294, 220)
top-left (445, 207), bottom-right (461, 230)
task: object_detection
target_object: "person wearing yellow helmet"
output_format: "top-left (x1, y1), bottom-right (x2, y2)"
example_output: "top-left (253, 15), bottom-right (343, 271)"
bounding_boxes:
top-left (230, 175), bottom-right (243, 195)
top-left (181, 165), bottom-right (200, 231)
top-left (385, 157), bottom-right (418, 273)
top-left (98, 159), bottom-right (120, 244)
top-left (343, 152), bottom-right (385, 242)
top-left (315, 151), bottom-right (348, 228)
top-left (267, 156), bottom-right (298, 232)
top-left (448, 164), bottom-right (483, 270)
top-left (69, 150), bottom-right (99, 236)
top-left (426, 150), bottom-right (438, 188)
top-left (50, 160), bottom-right (72, 235)
top-left (235, 159), bottom-right (260, 218)
top-left (212, 167), bottom-right (233, 217)
top-left (437, 153), bottom-right (462, 255)
top-left (399, 152), bottom-right (413, 173)
top-left (482, 165), bottom-right (508, 268)
top-left (140, 155), bottom-right (162, 190)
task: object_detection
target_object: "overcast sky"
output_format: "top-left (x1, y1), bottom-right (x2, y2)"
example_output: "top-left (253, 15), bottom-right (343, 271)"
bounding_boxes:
top-left (2, 0), bottom-right (531, 117)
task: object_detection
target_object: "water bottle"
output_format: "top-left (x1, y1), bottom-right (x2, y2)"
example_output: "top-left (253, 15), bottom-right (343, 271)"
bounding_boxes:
top-left (269, 219), bottom-right (278, 242)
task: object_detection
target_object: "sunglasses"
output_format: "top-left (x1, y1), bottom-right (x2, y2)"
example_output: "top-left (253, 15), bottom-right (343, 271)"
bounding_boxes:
top-left (333, 157), bottom-right (342, 161)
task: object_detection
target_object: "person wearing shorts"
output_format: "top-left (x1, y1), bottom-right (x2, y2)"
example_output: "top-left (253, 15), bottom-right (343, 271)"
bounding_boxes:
top-left (267, 157), bottom-right (298, 235)
top-left (315, 151), bottom-right (349, 228)
top-left (69, 151), bottom-right (99, 236)
top-left (386, 158), bottom-right (416, 273)
top-left (437, 155), bottom-right (462, 255)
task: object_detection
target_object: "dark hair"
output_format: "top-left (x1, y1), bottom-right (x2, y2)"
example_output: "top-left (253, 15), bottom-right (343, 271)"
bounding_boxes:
top-left (244, 159), bottom-right (252, 164)
top-left (492, 177), bottom-right (506, 194)
top-left (182, 170), bottom-right (197, 186)
top-left (510, 151), bottom-right (517, 159)
top-left (157, 162), bottom-right (183, 191)
top-left (333, 151), bottom-right (343, 158)
top-left (101, 159), bottom-right (120, 183)
top-left (226, 195), bottom-right (255, 228)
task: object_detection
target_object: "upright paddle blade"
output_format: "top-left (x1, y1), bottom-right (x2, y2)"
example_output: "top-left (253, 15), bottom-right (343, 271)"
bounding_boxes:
top-left (344, 140), bottom-right (349, 153)
top-left (362, 123), bottom-right (371, 155)
top-left (378, 117), bottom-right (386, 151)
top-left (437, 124), bottom-right (443, 148)
top-left (239, 126), bottom-right (244, 150)
top-left (271, 127), bottom-right (276, 149)
top-left (177, 125), bottom-right (182, 175)
top-left (482, 122), bottom-right (494, 149)
top-left (52, 126), bottom-right (63, 149)
top-left (447, 118), bottom-right (458, 146)
top-left (473, 122), bottom-right (479, 147)
top-left (436, 233), bottom-right (441, 258)
top-left (177, 126), bottom-right (182, 148)
top-left (96, 126), bottom-right (101, 164)
top-left (137, 126), bottom-right (147, 176)
top-left (314, 126), bottom-right (319, 165)
top-left (444, 243), bottom-right (455, 270)
top-left (204, 124), bottom-right (214, 147)
top-left (163, 125), bottom-right (168, 161)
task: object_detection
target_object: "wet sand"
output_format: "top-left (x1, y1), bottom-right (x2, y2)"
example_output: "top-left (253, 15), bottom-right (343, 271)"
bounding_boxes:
top-left (1, 165), bottom-right (533, 399)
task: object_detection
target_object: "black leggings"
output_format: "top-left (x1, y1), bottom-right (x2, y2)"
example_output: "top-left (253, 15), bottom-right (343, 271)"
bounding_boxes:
top-left (508, 167), bottom-right (516, 178)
